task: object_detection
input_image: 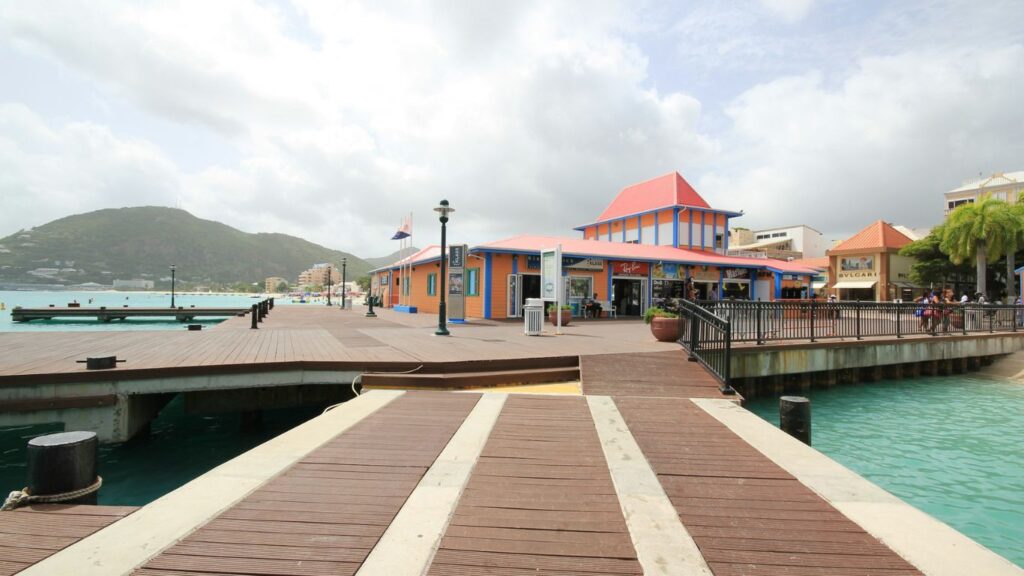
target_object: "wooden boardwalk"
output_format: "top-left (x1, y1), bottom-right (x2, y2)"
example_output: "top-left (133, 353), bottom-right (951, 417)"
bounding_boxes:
top-left (0, 306), bottom-right (680, 385)
top-left (7, 391), bottom-right (971, 575)
top-left (0, 504), bottom-right (136, 576)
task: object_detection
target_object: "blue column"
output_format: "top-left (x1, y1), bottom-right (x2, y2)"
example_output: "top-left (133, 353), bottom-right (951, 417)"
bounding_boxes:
top-left (654, 211), bottom-right (660, 245)
top-left (724, 217), bottom-right (730, 250)
top-left (511, 254), bottom-right (518, 275)
top-left (718, 268), bottom-right (724, 300)
top-left (607, 224), bottom-right (612, 241)
top-left (637, 215), bottom-right (642, 243)
top-left (712, 214), bottom-right (718, 252)
top-left (607, 262), bottom-right (614, 304)
top-left (701, 211), bottom-right (706, 250)
top-left (774, 272), bottom-right (782, 300)
top-left (484, 253), bottom-right (493, 319)
top-left (621, 219), bottom-right (626, 242)
top-left (672, 208), bottom-right (680, 247)
top-left (750, 273), bottom-right (756, 300)
top-left (688, 210), bottom-right (694, 249)
top-left (647, 266), bottom-right (653, 311)
top-left (807, 275), bottom-right (814, 299)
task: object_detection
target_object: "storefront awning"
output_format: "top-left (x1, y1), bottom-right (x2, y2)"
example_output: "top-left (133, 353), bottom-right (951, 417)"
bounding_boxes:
top-left (811, 281), bottom-right (826, 289)
top-left (833, 280), bottom-right (877, 289)
top-left (891, 281), bottom-right (921, 289)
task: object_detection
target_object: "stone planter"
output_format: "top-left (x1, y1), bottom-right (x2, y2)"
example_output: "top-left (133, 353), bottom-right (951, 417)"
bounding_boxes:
top-left (650, 316), bottom-right (680, 342)
top-left (548, 310), bottom-right (572, 326)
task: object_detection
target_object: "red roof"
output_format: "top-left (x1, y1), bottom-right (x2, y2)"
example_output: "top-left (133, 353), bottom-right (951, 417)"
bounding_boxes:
top-left (372, 245), bottom-right (441, 271)
top-left (594, 172), bottom-right (710, 222)
top-left (475, 235), bottom-right (819, 275)
top-left (788, 256), bottom-right (829, 271)
top-left (830, 220), bottom-right (912, 254)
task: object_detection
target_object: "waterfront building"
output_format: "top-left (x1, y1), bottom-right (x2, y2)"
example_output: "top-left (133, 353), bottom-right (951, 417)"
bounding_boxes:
top-left (113, 279), bottom-right (155, 290)
top-left (264, 277), bottom-right (288, 293)
top-left (826, 220), bottom-right (918, 302)
top-left (944, 171), bottom-right (1023, 216)
top-left (370, 172), bottom-right (819, 319)
top-left (297, 264), bottom-right (340, 290)
top-left (728, 224), bottom-right (828, 260)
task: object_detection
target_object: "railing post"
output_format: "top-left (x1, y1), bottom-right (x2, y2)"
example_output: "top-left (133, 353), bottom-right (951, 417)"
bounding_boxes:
top-left (721, 320), bottom-right (735, 394)
top-left (809, 299), bottom-right (816, 342)
top-left (688, 308), bottom-right (700, 362)
top-left (896, 304), bottom-right (902, 338)
top-left (963, 305), bottom-right (968, 335)
top-left (1013, 305), bottom-right (1018, 333)
top-left (756, 302), bottom-right (763, 345)
top-left (989, 306), bottom-right (994, 333)
top-left (855, 303), bottom-right (861, 340)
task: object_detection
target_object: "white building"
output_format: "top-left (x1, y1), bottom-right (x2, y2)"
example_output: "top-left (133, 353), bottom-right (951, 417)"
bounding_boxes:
top-left (944, 171), bottom-right (1024, 215)
top-left (113, 279), bottom-right (155, 290)
top-left (729, 224), bottom-right (828, 259)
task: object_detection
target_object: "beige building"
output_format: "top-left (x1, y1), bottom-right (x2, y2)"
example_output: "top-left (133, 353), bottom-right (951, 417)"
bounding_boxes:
top-left (298, 264), bottom-right (341, 289)
top-left (728, 224), bottom-right (827, 260)
top-left (265, 277), bottom-right (288, 293)
top-left (827, 220), bottom-right (917, 302)
top-left (944, 171), bottom-right (1024, 216)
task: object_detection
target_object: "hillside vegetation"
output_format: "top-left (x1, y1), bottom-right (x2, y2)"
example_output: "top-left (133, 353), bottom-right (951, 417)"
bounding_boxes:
top-left (0, 207), bottom-right (371, 289)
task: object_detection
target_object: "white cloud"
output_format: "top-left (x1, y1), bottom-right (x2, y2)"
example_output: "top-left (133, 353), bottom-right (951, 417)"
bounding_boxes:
top-left (0, 0), bottom-right (715, 256)
top-left (759, 0), bottom-right (816, 22)
top-left (701, 45), bottom-right (1024, 241)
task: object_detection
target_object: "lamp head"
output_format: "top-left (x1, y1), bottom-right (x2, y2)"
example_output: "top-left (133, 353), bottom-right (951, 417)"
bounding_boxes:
top-left (170, 264), bottom-right (176, 271)
top-left (434, 199), bottom-right (454, 221)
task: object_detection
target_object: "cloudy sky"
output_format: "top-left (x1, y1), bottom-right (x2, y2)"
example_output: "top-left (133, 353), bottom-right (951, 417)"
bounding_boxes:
top-left (1, 0), bottom-right (1022, 257)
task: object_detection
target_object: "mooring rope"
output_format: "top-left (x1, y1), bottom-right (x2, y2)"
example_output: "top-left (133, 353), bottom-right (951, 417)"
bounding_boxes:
top-left (323, 365), bottom-right (425, 412)
top-left (1, 476), bottom-right (103, 511)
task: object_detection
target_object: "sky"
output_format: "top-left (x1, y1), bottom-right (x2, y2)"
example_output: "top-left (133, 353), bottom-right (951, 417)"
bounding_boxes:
top-left (1, 0), bottom-right (1022, 258)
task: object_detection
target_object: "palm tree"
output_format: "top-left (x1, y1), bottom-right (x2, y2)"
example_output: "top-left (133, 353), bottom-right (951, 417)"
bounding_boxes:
top-left (941, 194), bottom-right (1011, 298)
top-left (1006, 197), bottom-right (1024, 302)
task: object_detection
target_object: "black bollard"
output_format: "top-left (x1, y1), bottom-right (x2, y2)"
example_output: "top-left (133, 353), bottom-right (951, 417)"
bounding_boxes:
top-left (366, 294), bottom-right (376, 317)
top-left (269, 297), bottom-right (274, 310)
top-left (250, 304), bottom-right (258, 329)
top-left (258, 301), bottom-right (265, 323)
top-left (27, 431), bottom-right (99, 505)
top-left (779, 396), bottom-right (811, 445)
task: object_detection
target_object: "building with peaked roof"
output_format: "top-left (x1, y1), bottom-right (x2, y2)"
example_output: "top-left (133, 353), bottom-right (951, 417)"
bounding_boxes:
top-left (944, 171), bottom-right (1024, 216)
top-left (370, 172), bottom-right (820, 319)
top-left (827, 220), bottom-right (917, 302)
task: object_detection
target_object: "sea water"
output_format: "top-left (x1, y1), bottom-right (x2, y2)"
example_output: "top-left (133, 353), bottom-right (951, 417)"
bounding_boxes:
top-left (744, 375), bottom-right (1024, 568)
top-left (0, 395), bottom-right (321, 506)
top-left (0, 290), bottom-right (290, 332)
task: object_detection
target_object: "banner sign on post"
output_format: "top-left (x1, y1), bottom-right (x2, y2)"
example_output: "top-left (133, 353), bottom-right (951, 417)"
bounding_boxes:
top-left (540, 245), bottom-right (563, 334)
top-left (448, 244), bottom-right (468, 322)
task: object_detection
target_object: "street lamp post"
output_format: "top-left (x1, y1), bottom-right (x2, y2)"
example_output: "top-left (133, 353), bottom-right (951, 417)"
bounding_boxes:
top-left (341, 257), bottom-right (347, 310)
top-left (326, 266), bottom-right (332, 306)
top-left (434, 199), bottom-right (454, 336)
top-left (170, 264), bottom-right (176, 308)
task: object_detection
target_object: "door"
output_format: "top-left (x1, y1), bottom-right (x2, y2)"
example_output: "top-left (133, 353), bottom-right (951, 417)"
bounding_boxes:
top-left (507, 274), bottom-right (521, 318)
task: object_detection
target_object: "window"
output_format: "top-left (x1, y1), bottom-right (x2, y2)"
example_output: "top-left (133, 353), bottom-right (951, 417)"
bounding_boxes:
top-left (569, 276), bottom-right (592, 299)
top-left (427, 273), bottom-right (437, 296)
top-left (467, 268), bottom-right (480, 296)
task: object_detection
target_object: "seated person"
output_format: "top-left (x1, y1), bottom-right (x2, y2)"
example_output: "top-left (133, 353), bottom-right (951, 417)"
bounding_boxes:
top-left (586, 294), bottom-right (604, 318)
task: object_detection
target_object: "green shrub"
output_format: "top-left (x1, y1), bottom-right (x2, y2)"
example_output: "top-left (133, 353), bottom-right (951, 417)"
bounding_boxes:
top-left (643, 306), bottom-right (677, 324)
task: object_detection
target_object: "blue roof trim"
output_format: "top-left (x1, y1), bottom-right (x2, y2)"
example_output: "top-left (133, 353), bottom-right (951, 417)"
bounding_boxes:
top-left (572, 204), bottom-right (743, 231)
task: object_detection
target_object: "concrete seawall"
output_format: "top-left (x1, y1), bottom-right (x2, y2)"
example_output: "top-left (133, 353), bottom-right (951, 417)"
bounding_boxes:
top-left (732, 333), bottom-right (1024, 399)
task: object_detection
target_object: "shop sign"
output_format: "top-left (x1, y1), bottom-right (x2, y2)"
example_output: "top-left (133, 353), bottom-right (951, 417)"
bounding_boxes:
top-left (527, 255), bottom-right (541, 269)
top-left (840, 256), bottom-right (874, 272)
top-left (691, 267), bottom-right (719, 281)
top-left (653, 263), bottom-right (681, 280)
top-left (540, 247), bottom-right (561, 301)
top-left (724, 268), bottom-right (750, 280)
top-left (567, 258), bottom-right (603, 271)
top-left (448, 244), bottom-right (468, 321)
top-left (612, 261), bottom-right (649, 276)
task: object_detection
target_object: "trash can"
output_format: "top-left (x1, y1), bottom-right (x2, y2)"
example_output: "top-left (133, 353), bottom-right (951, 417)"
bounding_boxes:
top-left (524, 298), bottom-right (544, 336)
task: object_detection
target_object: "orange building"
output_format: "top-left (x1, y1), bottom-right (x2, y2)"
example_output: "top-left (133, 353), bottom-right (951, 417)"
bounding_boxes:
top-left (371, 172), bottom-right (819, 319)
top-left (827, 220), bottom-right (916, 302)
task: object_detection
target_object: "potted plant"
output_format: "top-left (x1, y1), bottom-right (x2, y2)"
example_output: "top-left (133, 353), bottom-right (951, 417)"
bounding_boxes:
top-left (547, 303), bottom-right (572, 326)
top-left (644, 307), bottom-right (679, 341)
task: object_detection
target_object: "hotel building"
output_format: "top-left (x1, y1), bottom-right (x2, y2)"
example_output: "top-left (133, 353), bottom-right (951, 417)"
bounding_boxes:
top-left (944, 171), bottom-right (1024, 215)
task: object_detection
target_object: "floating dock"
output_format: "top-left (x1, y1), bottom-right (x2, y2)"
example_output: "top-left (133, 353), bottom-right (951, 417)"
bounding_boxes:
top-left (10, 306), bottom-right (249, 323)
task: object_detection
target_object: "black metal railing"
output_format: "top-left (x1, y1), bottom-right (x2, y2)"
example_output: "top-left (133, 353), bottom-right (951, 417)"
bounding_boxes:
top-left (678, 299), bottom-right (734, 394)
top-left (693, 300), bottom-right (1024, 344)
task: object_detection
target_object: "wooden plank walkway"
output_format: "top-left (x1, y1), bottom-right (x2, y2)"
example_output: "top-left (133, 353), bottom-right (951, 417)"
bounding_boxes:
top-left (133, 391), bottom-right (479, 576)
top-left (428, 395), bottom-right (642, 575)
top-left (614, 397), bottom-right (923, 576)
top-left (0, 504), bottom-right (136, 576)
top-left (0, 306), bottom-right (680, 385)
top-left (581, 351), bottom-right (724, 398)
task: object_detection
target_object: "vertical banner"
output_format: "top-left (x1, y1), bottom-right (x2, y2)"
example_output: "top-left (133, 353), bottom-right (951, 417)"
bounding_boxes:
top-left (540, 245), bottom-right (563, 334)
top-left (448, 244), bottom-right (467, 322)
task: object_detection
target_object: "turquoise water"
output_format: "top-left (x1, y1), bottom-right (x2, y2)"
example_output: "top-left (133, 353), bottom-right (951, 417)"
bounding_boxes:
top-left (0, 290), bottom-right (287, 332)
top-left (745, 376), bottom-right (1024, 568)
top-left (0, 395), bottom-right (321, 505)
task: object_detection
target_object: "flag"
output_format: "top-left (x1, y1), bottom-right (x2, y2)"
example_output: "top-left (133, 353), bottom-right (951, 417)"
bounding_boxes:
top-left (391, 217), bottom-right (410, 240)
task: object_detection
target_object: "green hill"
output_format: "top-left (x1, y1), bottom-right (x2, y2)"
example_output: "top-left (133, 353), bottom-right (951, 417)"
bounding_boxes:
top-left (365, 247), bottom-right (420, 270)
top-left (0, 207), bottom-right (371, 289)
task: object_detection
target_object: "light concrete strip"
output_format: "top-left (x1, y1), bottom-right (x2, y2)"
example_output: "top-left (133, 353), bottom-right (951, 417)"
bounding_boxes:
top-left (356, 393), bottom-right (507, 576)
top-left (587, 395), bottom-right (714, 576)
top-left (19, 390), bottom-right (405, 576)
top-left (692, 398), bottom-right (1024, 576)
